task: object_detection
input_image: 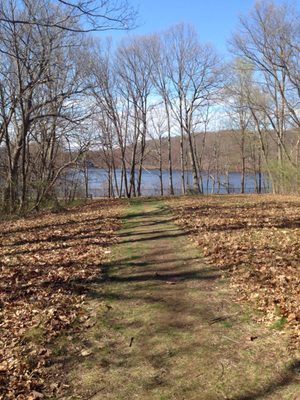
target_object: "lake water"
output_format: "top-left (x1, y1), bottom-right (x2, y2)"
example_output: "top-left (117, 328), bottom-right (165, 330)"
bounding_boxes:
top-left (81, 169), bottom-right (268, 197)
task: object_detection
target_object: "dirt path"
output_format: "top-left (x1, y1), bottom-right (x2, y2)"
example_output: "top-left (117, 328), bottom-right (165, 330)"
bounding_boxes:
top-left (69, 199), bottom-right (299, 400)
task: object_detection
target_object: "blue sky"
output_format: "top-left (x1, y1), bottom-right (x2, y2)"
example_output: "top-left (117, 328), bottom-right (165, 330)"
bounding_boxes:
top-left (107, 0), bottom-right (298, 55)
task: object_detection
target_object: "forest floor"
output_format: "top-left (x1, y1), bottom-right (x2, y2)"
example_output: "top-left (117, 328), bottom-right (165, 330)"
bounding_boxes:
top-left (0, 200), bottom-right (123, 399)
top-left (66, 197), bottom-right (300, 400)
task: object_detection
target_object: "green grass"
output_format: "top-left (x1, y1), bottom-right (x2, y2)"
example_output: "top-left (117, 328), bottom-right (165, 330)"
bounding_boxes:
top-left (53, 337), bottom-right (69, 356)
top-left (65, 197), bottom-right (298, 400)
top-left (23, 325), bottom-right (45, 344)
top-left (222, 320), bottom-right (234, 328)
top-left (271, 316), bottom-right (287, 330)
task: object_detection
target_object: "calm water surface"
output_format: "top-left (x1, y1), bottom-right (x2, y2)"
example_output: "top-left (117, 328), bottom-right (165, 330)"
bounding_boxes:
top-left (80, 169), bottom-right (268, 197)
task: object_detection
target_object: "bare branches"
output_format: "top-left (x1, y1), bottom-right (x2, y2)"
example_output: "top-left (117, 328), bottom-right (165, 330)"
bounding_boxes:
top-left (0, 0), bottom-right (137, 33)
top-left (229, 0), bottom-right (300, 192)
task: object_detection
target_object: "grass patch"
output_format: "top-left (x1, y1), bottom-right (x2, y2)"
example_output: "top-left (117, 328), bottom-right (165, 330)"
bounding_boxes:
top-left (51, 334), bottom-right (70, 356)
top-left (23, 325), bottom-right (45, 344)
top-left (271, 316), bottom-right (287, 330)
top-left (112, 324), bottom-right (125, 332)
top-left (222, 320), bottom-right (233, 328)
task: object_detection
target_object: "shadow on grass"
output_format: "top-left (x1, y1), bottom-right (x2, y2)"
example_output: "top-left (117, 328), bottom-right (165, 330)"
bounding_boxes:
top-left (118, 227), bottom-right (180, 238)
top-left (231, 360), bottom-right (300, 400)
top-left (28, 196), bottom-right (299, 399)
top-left (119, 230), bottom-right (188, 244)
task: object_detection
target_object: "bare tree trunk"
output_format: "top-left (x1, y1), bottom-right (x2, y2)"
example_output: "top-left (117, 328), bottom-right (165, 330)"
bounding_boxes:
top-left (258, 151), bottom-right (262, 194)
top-left (129, 142), bottom-right (138, 197)
top-left (121, 156), bottom-right (129, 197)
top-left (241, 132), bottom-right (245, 194)
top-left (159, 136), bottom-right (164, 196)
top-left (137, 135), bottom-right (146, 197)
top-left (83, 160), bottom-right (89, 198)
top-left (180, 124), bottom-right (186, 194)
top-left (164, 100), bottom-right (174, 195)
top-left (110, 147), bottom-right (119, 197)
top-left (186, 130), bottom-right (200, 193)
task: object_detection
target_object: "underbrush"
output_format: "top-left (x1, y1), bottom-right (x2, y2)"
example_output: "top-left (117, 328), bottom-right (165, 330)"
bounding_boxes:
top-left (0, 197), bottom-right (91, 222)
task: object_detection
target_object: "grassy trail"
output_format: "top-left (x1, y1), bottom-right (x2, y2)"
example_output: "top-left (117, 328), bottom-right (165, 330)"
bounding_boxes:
top-left (69, 198), bottom-right (299, 400)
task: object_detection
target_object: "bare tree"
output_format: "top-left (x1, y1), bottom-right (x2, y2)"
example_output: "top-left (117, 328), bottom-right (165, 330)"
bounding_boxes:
top-left (149, 35), bottom-right (175, 195)
top-left (165, 23), bottom-right (222, 193)
top-left (116, 35), bottom-right (154, 197)
top-left (230, 1), bottom-right (300, 192)
top-left (0, 0), bottom-right (92, 211)
top-left (0, 0), bottom-right (136, 33)
top-left (224, 59), bottom-right (254, 193)
top-left (149, 109), bottom-right (167, 196)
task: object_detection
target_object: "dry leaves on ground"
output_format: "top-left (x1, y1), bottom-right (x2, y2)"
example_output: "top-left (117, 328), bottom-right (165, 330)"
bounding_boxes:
top-left (171, 195), bottom-right (300, 348)
top-left (0, 200), bottom-right (123, 399)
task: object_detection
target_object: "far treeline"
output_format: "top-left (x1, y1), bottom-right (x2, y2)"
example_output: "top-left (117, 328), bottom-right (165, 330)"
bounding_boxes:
top-left (0, 0), bottom-right (300, 213)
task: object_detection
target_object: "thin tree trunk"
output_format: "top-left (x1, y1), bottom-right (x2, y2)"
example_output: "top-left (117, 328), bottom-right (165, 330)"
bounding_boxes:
top-left (159, 136), bottom-right (163, 196)
top-left (164, 99), bottom-right (174, 195)
top-left (187, 130), bottom-right (200, 193)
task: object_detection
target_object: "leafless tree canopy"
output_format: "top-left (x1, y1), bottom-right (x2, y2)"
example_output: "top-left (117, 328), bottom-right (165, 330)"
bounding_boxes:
top-left (1, 0), bottom-right (300, 214)
top-left (0, 0), bottom-right (137, 32)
